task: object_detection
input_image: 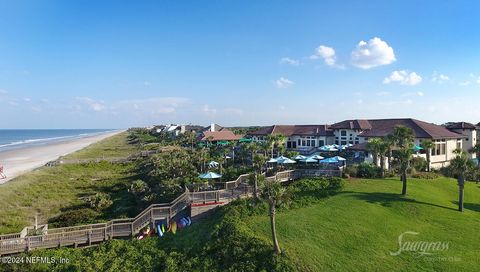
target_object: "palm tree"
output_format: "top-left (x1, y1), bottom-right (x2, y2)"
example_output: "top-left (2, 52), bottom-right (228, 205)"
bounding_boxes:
top-left (259, 177), bottom-right (289, 254)
top-left (275, 135), bottom-right (288, 156)
top-left (390, 125), bottom-right (415, 195)
top-left (247, 142), bottom-right (261, 167)
top-left (420, 139), bottom-right (434, 172)
top-left (266, 135), bottom-right (277, 158)
top-left (385, 134), bottom-right (395, 172)
top-left (367, 138), bottom-right (389, 178)
top-left (367, 138), bottom-right (382, 167)
top-left (252, 153), bottom-right (266, 198)
top-left (450, 149), bottom-right (473, 212)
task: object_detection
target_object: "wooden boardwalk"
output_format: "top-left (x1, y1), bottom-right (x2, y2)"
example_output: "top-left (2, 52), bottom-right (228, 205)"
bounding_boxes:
top-left (0, 169), bottom-right (340, 256)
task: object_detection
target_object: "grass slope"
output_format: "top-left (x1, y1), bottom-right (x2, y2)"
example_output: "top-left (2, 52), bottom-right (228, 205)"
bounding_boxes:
top-left (246, 177), bottom-right (480, 271)
top-left (0, 133), bottom-right (140, 234)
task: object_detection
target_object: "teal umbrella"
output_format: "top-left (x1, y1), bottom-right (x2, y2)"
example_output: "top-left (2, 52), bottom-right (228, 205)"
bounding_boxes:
top-left (294, 155), bottom-right (307, 160)
top-left (300, 157), bottom-right (318, 163)
top-left (199, 172), bottom-right (222, 179)
top-left (267, 157), bottom-right (278, 163)
top-left (239, 138), bottom-right (252, 143)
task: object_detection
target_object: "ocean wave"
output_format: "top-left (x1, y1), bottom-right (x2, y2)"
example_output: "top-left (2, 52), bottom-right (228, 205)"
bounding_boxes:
top-left (0, 131), bottom-right (113, 151)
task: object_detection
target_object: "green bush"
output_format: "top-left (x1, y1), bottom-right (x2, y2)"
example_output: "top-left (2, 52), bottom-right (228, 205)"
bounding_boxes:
top-left (129, 179), bottom-right (150, 196)
top-left (410, 157), bottom-right (427, 172)
top-left (86, 193), bottom-right (113, 211)
top-left (356, 163), bottom-right (381, 178)
top-left (48, 208), bottom-right (100, 228)
top-left (412, 172), bottom-right (440, 179)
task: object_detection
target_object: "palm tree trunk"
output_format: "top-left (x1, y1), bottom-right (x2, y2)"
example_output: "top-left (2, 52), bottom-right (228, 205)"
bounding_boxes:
top-left (269, 202), bottom-right (281, 254)
top-left (254, 172), bottom-right (258, 198)
top-left (380, 155), bottom-right (385, 178)
top-left (427, 152), bottom-right (431, 172)
top-left (458, 175), bottom-right (464, 212)
top-left (387, 150), bottom-right (392, 171)
top-left (401, 168), bottom-right (407, 195)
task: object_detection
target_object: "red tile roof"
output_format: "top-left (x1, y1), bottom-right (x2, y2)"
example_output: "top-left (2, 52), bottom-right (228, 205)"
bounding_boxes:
top-left (249, 125), bottom-right (333, 137)
top-left (330, 120), bottom-right (372, 130)
top-left (356, 119), bottom-right (463, 139)
top-left (201, 130), bottom-right (242, 141)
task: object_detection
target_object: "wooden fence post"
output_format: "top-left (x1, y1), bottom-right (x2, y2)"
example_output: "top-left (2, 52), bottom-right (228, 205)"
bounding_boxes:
top-left (26, 237), bottom-right (30, 251)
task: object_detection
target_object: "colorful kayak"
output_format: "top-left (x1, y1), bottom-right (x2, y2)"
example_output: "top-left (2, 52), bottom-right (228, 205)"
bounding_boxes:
top-left (171, 221), bottom-right (177, 234)
top-left (156, 224), bottom-right (164, 237)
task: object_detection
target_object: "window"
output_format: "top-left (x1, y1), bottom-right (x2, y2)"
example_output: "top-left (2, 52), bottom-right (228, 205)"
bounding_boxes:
top-left (287, 142), bottom-right (292, 148)
top-left (319, 140), bottom-right (325, 146)
top-left (298, 139), bottom-right (301, 145)
top-left (302, 140), bottom-right (306, 146)
top-left (341, 140), bottom-right (347, 145)
top-left (341, 130), bottom-right (347, 136)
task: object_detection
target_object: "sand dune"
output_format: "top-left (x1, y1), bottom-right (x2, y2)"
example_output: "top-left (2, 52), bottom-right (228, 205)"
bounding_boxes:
top-left (0, 131), bottom-right (123, 184)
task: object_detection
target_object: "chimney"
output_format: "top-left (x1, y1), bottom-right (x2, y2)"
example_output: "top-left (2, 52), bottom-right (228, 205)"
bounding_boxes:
top-left (211, 123), bottom-right (215, 132)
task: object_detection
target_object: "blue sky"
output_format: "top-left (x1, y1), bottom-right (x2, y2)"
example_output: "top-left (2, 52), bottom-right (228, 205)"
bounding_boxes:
top-left (0, 0), bottom-right (479, 128)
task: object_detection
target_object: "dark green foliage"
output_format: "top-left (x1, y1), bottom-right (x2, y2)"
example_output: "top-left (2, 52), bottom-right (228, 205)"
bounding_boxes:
top-left (48, 208), bottom-right (100, 228)
top-left (412, 172), bottom-right (440, 180)
top-left (410, 157), bottom-right (428, 172)
top-left (85, 193), bottom-right (113, 211)
top-left (287, 177), bottom-right (344, 208)
top-left (356, 163), bottom-right (382, 178)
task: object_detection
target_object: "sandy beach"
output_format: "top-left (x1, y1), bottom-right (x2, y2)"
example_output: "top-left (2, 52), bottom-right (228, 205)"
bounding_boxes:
top-left (0, 131), bottom-right (123, 184)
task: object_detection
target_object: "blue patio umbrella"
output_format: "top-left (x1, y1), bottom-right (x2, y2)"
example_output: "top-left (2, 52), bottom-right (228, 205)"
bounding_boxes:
top-left (267, 157), bottom-right (278, 163)
top-left (294, 155), bottom-right (307, 160)
top-left (311, 154), bottom-right (324, 160)
top-left (275, 156), bottom-right (296, 164)
top-left (320, 156), bottom-right (346, 163)
top-left (198, 172), bottom-right (222, 179)
top-left (300, 156), bottom-right (318, 163)
top-left (413, 145), bottom-right (424, 152)
top-left (278, 157), bottom-right (296, 164)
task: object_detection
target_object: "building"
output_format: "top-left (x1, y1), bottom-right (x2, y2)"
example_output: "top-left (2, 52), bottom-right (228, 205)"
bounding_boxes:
top-left (249, 125), bottom-right (334, 154)
top-left (200, 123), bottom-right (243, 144)
top-left (445, 122), bottom-right (477, 159)
top-left (249, 118), bottom-right (467, 169)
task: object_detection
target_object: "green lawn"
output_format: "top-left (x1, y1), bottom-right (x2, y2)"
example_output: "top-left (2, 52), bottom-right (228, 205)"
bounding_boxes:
top-left (0, 133), bottom-right (141, 234)
top-left (246, 177), bottom-right (480, 272)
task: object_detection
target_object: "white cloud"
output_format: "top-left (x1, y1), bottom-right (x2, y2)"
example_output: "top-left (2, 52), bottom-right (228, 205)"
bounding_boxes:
top-left (224, 108), bottom-right (244, 115)
top-left (115, 97), bottom-right (190, 114)
top-left (0, 89), bottom-right (7, 95)
top-left (143, 81), bottom-right (151, 86)
top-left (76, 97), bottom-right (106, 112)
top-left (376, 91), bottom-right (390, 96)
top-left (417, 91), bottom-right (424, 97)
top-left (459, 81), bottom-right (470, 86)
top-left (383, 70), bottom-right (422, 85)
top-left (431, 72), bottom-right (449, 83)
top-left (275, 77), bottom-right (294, 89)
top-left (310, 45), bottom-right (337, 66)
top-left (351, 37), bottom-right (396, 69)
top-left (201, 104), bottom-right (217, 117)
top-left (279, 57), bottom-right (300, 66)
top-left (477, 76), bottom-right (480, 85)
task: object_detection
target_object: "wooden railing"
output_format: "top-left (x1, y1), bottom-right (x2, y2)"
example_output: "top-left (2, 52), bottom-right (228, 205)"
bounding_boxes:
top-left (0, 169), bottom-right (338, 256)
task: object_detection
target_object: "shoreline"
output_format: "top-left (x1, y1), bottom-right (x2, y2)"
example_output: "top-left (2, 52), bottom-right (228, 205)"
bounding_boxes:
top-left (0, 130), bottom-right (124, 184)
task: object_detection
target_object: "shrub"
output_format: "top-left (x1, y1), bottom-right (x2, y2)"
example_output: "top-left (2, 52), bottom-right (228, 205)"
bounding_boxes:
top-left (344, 165), bottom-right (358, 177)
top-left (48, 208), bottom-right (100, 228)
top-left (412, 172), bottom-right (440, 179)
top-left (411, 157), bottom-right (427, 172)
top-left (85, 193), bottom-right (113, 211)
top-left (129, 180), bottom-right (150, 196)
top-left (356, 163), bottom-right (381, 178)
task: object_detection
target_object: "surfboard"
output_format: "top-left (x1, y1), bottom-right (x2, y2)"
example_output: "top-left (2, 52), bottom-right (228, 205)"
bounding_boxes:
top-left (171, 221), bottom-right (177, 234)
top-left (156, 224), bottom-right (163, 237)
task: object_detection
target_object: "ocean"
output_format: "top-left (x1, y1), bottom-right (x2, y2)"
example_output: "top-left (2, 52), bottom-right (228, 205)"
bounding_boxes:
top-left (0, 129), bottom-right (115, 152)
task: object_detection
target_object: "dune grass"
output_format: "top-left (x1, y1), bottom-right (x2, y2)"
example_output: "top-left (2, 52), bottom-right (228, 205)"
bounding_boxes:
top-left (245, 177), bottom-right (480, 271)
top-left (61, 131), bottom-right (136, 160)
top-left (0, 133), bottom-right (140, 234)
